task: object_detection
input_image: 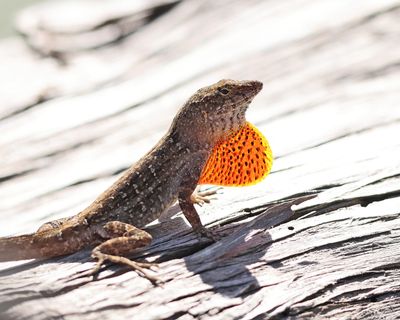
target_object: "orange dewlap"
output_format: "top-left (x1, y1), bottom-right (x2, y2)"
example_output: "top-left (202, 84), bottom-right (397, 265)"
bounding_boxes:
top-left (198, 122), bottom-right (273, 186)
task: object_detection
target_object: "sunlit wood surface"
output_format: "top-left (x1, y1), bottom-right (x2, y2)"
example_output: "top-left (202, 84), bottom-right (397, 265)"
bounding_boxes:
top-left (1, 0), bottom-right (400, 319)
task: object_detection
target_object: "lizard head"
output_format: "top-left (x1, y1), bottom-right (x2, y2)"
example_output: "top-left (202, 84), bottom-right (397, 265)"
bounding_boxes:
top-left (172, 79), bottom-right (263, 147)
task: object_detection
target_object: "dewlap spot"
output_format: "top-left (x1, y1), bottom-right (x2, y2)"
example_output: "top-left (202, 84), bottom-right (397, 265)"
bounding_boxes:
top-left (198, 122), bottom-right (273, 186)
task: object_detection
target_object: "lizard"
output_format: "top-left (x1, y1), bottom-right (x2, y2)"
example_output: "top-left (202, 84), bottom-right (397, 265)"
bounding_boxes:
top-left (0, 79), bottom-right (273, 283)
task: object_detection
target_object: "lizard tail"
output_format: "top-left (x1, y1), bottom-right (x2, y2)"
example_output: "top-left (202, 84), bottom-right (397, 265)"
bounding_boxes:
top-left (0, 234), bottom-right (45, 261)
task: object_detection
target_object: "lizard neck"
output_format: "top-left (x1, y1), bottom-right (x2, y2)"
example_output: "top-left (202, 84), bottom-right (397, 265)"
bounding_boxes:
top-left (170, 103), bottom-right (247, 148)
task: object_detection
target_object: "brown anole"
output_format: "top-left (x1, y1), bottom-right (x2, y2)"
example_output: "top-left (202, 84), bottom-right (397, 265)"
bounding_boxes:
top-left (0, 79), bottom-right (273, 283)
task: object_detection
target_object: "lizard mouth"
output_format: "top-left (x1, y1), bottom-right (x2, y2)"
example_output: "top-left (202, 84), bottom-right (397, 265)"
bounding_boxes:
top-left (245, 80), bottom-right (263, 95)
top-left (235, 81), bottom-right (263, 109)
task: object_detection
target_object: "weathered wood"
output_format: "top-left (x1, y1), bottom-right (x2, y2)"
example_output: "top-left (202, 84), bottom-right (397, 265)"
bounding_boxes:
top-left (16, 0), bottom-right (181, 53)
top-left (1, 0), bottom-right (400, 319)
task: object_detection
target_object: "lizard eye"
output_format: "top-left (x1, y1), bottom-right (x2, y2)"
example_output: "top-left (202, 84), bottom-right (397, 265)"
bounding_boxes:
top-left (218, 87), bottom-right (230, 95)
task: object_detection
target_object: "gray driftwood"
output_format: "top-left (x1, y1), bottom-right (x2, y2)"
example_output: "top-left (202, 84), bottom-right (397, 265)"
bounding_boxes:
top-left (1, 0), bottom-right (400, 319)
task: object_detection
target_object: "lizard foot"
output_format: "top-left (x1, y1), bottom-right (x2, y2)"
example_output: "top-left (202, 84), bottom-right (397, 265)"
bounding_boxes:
top-left (195, 226), bottom-right (220, 242)
top-left (91, 251), bottom-right (161, 284)
top-left (191, 187), bottom-right (222, 206)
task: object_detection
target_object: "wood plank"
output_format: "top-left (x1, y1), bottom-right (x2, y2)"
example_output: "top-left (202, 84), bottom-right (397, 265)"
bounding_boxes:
top-left (1, 0), bottom-right (400, 319)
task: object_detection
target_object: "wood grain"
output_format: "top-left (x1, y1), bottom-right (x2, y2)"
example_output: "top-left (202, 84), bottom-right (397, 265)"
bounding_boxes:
top-left (1, 0), bottom-right (400, 319)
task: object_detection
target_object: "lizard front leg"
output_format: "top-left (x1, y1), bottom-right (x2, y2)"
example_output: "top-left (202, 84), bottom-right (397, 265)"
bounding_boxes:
top-left (91, 221), bottom-right (158, 282)
top-left (179, 189), bottom-right (217, 241)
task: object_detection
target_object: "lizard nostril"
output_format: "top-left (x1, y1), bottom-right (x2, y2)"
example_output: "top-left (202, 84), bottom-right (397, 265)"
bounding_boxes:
top-left (253, 81), bottom-right (263, 92)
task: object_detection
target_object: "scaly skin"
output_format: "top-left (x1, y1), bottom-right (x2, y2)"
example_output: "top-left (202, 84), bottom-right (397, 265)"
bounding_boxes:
top-left (0, 79), bottom-right (263, 282)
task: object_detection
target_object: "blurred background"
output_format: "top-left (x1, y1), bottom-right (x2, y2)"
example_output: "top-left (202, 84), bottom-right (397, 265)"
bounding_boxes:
top-left (0, 0), bottom-right (38, 37)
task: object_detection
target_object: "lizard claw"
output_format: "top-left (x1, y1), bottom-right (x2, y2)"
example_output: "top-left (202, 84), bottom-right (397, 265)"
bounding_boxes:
top-left (90, 251), bottom-right (162, 284)
top-left (195, 226), bottom-right (220, 242)
top-left (191, 187), bottom-right (221, 206)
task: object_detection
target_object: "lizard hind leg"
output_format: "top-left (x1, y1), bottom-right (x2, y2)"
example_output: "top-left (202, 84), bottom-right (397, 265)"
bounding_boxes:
top-left (37, 216), bottom-right (74, 232)
top-left (90, 221), bottom-right (158, 283)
